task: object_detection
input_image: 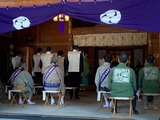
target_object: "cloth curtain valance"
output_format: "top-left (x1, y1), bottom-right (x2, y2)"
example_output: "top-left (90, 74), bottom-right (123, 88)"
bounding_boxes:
top-left (0, 0), bottom-right (160, 34)
top-left (73, 33), bottom-right (147, 47)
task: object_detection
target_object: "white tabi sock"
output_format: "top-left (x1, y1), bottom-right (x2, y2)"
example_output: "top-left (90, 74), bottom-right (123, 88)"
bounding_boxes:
top-left (19, 98), bottom-right (23, 104)
top-left (51, 98), bottom-right (55, 105)
top-left (103, 101), bottom-right (109, 107)
top-left (27, 99), bottom-right (36, 105)
top-left (109, 101), bottom-right (112, 107)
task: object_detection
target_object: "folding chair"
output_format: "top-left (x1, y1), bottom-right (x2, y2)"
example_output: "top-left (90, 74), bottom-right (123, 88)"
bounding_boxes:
top-left (141, 93), bottom-right (160, 111)
top-left (8, 89), bottom-right (27, 106)
top-left (42, 90), bottom-right (61, 106)
top-left (109, 96), bottom-right (134, 116)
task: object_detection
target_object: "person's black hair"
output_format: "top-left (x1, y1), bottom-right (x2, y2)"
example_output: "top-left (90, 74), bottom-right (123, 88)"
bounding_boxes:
top-left (119, 53), bottom-right (128, 63)
top-left (104, 54), bottom-right (112, 63)
top-left (146, 55), bottom-right (155, 63)
top-left (14, 51), bottom-right (21, 56)
top-left (37, 47), bottom-right (42, 53)
top-left (110, 61), bottom-right (119, 68)
top-left (83, 50), bottom-right (88, 55)
top-left (46, 47), bottom-right (52, 51)
top-left (57, 50), bottom-right (63, 56)
top-left (72, 45), bottom-right (79, 50)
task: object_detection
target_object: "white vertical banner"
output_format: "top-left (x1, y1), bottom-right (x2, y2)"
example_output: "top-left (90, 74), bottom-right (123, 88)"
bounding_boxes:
top-left (42, 91), bottom-right (46, 101)
top-left (8, 90), bottom-right (11, 99)
top-left (97, 91), bottom-right (101, 101)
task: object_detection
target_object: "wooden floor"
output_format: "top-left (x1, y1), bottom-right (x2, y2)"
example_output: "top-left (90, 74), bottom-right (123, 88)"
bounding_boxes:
top-left (0, 90), bottom-right (159, 120)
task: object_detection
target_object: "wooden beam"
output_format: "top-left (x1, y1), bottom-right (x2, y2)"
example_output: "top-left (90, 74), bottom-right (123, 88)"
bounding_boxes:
top-left (72, 25), bottom-right (140, 35)
top-left (0, 0), bottom-right (60, 7)
top-left (0, 0), bottom-right (96, 7)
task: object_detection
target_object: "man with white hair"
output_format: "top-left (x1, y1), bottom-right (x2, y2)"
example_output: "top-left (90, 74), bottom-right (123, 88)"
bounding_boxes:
top-left (9, 62), bottom-right (35, 105)
top-left (43, 57), bottom-right (65, 105)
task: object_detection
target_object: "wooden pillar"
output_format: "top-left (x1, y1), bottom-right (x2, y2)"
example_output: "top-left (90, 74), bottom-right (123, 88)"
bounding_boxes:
top-left (157, 34), bottom-right (160, 66)
top-left (147, 32), bottom-right (153, 55)
top-left (68, 18), bottom-right (73, 50)
top-left (88, 47), bottom-right (95, 84)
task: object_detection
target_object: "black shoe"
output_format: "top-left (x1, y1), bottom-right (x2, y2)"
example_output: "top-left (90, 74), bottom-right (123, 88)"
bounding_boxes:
top-left (76, 97), bottom-right (80, 99)
top-left (133, 109), bottom-right (139, 115)
top-left (74, 95), bottom-right (80, 99)
top-left (70, 96), bottom-right (73, 99)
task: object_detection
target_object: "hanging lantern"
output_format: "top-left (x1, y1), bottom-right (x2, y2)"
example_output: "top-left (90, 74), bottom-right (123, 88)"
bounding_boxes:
top-left (53, 14), bottom-right (70, 33)
top-left (59, 14), bottom-right (64, 33)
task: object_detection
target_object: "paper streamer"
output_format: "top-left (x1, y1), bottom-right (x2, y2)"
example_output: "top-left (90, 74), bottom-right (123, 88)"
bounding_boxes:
top-left (97, 91), bottom-right (101, 101)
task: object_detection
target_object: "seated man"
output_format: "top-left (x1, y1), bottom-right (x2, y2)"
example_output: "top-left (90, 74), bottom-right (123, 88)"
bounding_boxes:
top-left (108, 53), bottom-right (138, 114)
top-left (95, 54), bottom-right (112, 107)
top-left (43, 57), bottom-right (65, 105)
top-left (139, 55), bottom-right (160, 109)
top-left (9, 62), bottom-right (35, 104)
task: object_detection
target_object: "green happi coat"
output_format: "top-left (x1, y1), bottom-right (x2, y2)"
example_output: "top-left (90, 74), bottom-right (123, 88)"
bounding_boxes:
top-left (138, 63), bottom-right (160, 93)
top-left (108, 63), bottom-right (136, 97)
